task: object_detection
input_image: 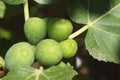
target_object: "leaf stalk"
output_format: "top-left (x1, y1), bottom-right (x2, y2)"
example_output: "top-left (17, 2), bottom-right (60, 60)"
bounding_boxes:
top-left (69, 25), bottom-right (89, 39)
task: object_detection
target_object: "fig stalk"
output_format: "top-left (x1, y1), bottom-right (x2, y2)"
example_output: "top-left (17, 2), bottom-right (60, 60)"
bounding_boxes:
top-left (24, 0), bottom-right (29, 21)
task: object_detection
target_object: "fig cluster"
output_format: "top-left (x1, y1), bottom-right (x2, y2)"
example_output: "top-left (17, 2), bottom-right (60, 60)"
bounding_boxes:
top-left (5, 17), bottom-right (78, 70)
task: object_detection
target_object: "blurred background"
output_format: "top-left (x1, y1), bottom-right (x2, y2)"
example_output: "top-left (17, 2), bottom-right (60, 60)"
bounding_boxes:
top-left (0, 0), bottom-right (120, 80)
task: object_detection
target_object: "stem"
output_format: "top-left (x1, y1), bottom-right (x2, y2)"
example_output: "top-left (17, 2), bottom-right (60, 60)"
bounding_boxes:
top-left (24, 0), bottom-right (29, 21)
top-left (69, 25), bottom-right (89, 39)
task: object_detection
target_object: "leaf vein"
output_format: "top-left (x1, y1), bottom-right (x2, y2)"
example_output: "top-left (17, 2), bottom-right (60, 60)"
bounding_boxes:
top-left (93, 25), bottom-right (120, 37)
top-left (90, 3), bottom-right (120, 25)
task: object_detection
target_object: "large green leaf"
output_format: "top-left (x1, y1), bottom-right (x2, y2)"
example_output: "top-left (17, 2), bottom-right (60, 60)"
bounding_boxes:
top-left (67, 0), bottom-right (120, 63)
top-left (0, 1), bottom-right (6, 18)
top-left (3, 62), bottom-right (78, 80)
top-left (66, 0), bottom-right (114, 24)
top-left (3, 0), bottom-right (24, 5)
top-left (34, 0), bottom-right (59, 5)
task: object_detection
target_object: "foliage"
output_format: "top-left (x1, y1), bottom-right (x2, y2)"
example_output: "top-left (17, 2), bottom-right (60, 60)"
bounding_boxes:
top-left (67, 0), bottom-right (120, 63)
top-left (3, 62), bottom-right (77, 80)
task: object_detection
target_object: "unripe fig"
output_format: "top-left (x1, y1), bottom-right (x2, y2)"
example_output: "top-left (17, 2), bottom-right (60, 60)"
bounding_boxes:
top-left (5, 42), bottom-right (35, 70)
top-left (48, 18), bottom-right (73, 42)
top-left (24, 17), bottom-right (47, 45)
top-left (35, 39), bottom-right (63, 66)
top-left (60, 39), bottom-right (78, 58)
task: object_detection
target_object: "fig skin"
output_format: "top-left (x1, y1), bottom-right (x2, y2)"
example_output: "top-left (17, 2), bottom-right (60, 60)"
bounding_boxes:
top-left (35, 39), bottom-right (63, 66)
top-left (60, 39), bottom-right (78, 58)
top-left (5, 42), bottom-right (35, 70)
top-left (48, 18), bottom-right (73, 42)
top-left (24, 17), bottom-right (47, 45)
